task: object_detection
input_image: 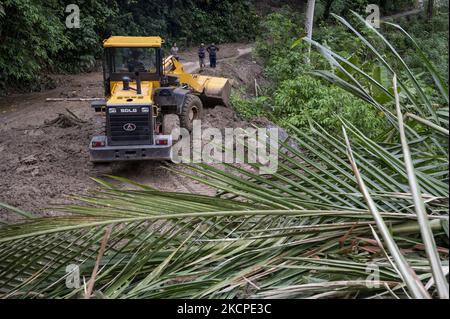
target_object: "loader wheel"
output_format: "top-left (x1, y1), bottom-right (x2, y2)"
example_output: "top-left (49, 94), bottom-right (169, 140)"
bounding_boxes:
top-left (180, 94), bottom-right (203, 131)
top-left (162, 114), bottom-right (180, 141)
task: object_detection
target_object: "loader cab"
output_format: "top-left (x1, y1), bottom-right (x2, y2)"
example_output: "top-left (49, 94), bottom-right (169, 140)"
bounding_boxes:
top-left (102, 36), bottom-right (164, 96)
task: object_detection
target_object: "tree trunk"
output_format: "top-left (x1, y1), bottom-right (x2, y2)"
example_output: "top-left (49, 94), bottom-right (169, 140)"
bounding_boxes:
top-left (305, 0), bottom-right (316, 41)
top-left (427, 0), bottom-right (434, 20)
top-left (323, 0), bottom-right (334, 20)
top-left (379, 0), bottom-right (387, 14)
top-left (305, 0), bottom-right (316, 64)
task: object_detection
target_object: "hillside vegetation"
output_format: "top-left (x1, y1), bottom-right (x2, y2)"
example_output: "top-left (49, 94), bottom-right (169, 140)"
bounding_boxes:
top-left (1, 0), bottom-right (443, 95)
top-left (0, 0), bottom-right (258, 94)
top-left (232, 3), bottom-right (449, 138)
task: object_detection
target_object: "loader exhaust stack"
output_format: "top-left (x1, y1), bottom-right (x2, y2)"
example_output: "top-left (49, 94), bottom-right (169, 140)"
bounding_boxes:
top-left (135, 72), bottom-right (142, 95)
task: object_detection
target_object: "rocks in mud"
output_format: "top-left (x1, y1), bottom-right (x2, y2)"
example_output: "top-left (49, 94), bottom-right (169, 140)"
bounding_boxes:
top-left (203, 106), bottom-right (247, 130)
top-left (60, 90), bottom-right (78, 98)
top-left (16, 165), bottom-right (40, 177)
top-left (21, 154), bottom-right (38, 165)
top-left (41, 152), bottom-right (57, 162)
top-left (16, 155), bottom-right (40, 176)
top-left (31, 167), bottom-right (40, 177)
top-left (250, 117), bottom-right (303, 155)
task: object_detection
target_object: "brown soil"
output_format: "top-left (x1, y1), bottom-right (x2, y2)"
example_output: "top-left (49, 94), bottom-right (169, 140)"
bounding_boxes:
top-left (0, 43), bottom-right (266, 221)
top-left (179, 43), bottom-right (248, 62)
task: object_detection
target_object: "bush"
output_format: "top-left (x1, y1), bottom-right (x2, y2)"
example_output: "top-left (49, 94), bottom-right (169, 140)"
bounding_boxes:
top-left (272, 74), bottom-right (388, 137)
top-left (231, 92), bottom-right (271, 120)
top-left (0, 0), bottom-right (68, 93)
top-left (255, 9), bottom-right (300, 64)
top-left (388, 12), bottom-right (449, 85)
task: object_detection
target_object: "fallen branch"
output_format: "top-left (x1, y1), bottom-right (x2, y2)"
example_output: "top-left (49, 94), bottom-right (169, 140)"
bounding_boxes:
top-left (65, 107), bottom-right (86, 123)
top-left (42, 108), bottom-right (87, 128)
top-left (46, 98), bottom-right (103, 102)
top-left (85, 225), bottom-right (113, 299)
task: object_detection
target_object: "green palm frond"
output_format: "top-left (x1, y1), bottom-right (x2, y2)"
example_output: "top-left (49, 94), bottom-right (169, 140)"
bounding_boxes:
top-left (1, 114), bottom-right (447, 298)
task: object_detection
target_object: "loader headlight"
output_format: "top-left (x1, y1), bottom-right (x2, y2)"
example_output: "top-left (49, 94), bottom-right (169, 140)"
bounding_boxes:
top-left (108, 108), bottom-right (117, 114)
top-left (141, 107), bottom-right (150, 113)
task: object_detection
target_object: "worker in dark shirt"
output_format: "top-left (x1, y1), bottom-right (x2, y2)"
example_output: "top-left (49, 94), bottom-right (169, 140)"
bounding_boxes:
top-left (207, 43), bottom-right (219, 68)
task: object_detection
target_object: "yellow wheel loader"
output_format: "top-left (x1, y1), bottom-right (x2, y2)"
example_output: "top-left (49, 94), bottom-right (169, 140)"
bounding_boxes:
top-left (89, 36), bottom-right (231, 162)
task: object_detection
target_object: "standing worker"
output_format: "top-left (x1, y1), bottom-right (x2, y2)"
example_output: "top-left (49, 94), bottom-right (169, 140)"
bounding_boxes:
top-left (207, 43), bottom-right (219, 68)
top-left (198, 43), bottom-right (206, 69)
top-left (170, 43), bottom-right (179, 60)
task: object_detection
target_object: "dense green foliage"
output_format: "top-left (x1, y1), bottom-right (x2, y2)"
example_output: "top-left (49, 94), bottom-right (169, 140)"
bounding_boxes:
top-left (387, 12), bottom-right (449, 85)
top-left (232, 3), bottom-right (449, 139)
top-left (1, 0), bottom-right (442, 96)
top-left (233, 9), bottom-right (388, 138)
top-left (0, 0), bottom-right (258, 94)
top-left (271, 74), bottom-right (388, 132)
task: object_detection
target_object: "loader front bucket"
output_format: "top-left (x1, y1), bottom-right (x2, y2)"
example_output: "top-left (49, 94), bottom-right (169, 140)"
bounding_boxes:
top-left (199, 75), bottom-right (231, 107)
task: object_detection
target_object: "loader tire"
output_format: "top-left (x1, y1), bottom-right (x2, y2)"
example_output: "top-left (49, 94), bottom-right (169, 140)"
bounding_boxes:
top-left (180, 94), bottom-right (203, 132)
top-left (162, 114), bottom-right (180, 141)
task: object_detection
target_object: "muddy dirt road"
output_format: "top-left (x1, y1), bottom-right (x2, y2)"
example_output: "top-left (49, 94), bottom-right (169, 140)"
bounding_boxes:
top-left (0, 43), bottom-right (260, 219)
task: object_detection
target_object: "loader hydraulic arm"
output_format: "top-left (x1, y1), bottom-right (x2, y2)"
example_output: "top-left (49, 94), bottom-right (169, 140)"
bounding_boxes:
top-left (163, 56), bottom-right (204, 92)
top-left (163, 55), bottom-right (231, 107)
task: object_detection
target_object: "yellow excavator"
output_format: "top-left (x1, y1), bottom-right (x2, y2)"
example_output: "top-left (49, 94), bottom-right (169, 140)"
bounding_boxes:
top-left (89, 36), bottom-right (231, 162)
